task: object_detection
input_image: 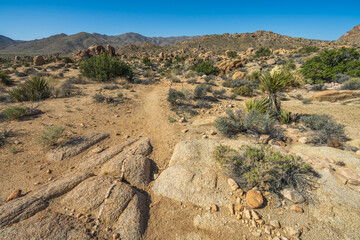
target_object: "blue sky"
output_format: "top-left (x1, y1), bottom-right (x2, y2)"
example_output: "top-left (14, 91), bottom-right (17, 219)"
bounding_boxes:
top-left (1, 0), bottom-right (360, 41)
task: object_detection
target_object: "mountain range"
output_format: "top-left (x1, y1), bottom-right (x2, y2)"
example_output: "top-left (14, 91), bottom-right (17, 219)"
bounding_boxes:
top-left (0, 25), bottom-right (359, 55)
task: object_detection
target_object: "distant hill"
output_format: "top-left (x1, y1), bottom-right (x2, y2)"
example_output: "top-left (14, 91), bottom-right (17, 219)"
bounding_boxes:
top-left (0, 32), bottom-right (199, 55)
top-left (337, 25), bottom-right (360, 45)
top-left (166, 31), bottom-right (336, 54)
top-left (0, 35), bottom-right (16, 48)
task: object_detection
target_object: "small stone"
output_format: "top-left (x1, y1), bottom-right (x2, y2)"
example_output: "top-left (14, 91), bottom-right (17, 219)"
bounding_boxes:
top-left (39, 165), bottom-right (46, 170)
top-left (113, 233), bottom-right (120, 239)
top-left (356, 150), bottom-right (360, 157)
top-left (252, 232), bottom-right (261, 237)
top-left (211, 204), bottom-right (218, 212)
top-left (235, 204), bottom-right (244, 212)
top-left (251, 210), bottom-right (260, 220)
top-left (47, 169), bottom-right (52, 174)
top-left (275, 201), bottom-right (282, 208)
top-left (6, 189), bottom-right (22, 202)
top-left (244, 209), bottom-right (252, 219)
top-left (91, 146), bottom-right (104, 154)
top-left (270, 220), bottom-right (281, 229)
top-left (286, 227), bottom-right (300, 237)
top-left (264, 226), bottom-right (271, 235)
top-left (258, 135), bottom-right (270, 144)
top-left (298, 137), bottom-right (308, 144)
top-left (290, 205), bottom-right (304, 213)
top-left (281, 188), bottom-right (305, 203)
top-left (181, 129), bottom-right (189, 133)
top-left (246, 190), bottom-right (264, 209)
top-left (210, 130), bottom-right (217, 135)
top-left (229, 203), bottom-right (235, 215)
top-left (227, 178), bottom-right (239, 191)
top-left (130, 88), bottom-right (135, 92)
top-left (179, 117), bottom-right (187, 123)
top-left (34, 182), bottom-right (41, 185)
top-left (114, 115), bottom-right (120, 118)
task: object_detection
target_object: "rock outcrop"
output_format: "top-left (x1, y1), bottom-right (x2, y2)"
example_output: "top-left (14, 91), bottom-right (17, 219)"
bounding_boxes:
top-left (72, 44), bottom-right (117, 61)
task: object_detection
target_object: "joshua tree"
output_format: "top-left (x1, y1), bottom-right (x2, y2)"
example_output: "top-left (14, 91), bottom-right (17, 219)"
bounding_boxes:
top-left (259, 67), bottom-right (292, 114)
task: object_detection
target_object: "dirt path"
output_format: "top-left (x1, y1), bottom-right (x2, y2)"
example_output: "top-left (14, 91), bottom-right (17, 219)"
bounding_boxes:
top-left (139, 84), bottom-right (180, 170)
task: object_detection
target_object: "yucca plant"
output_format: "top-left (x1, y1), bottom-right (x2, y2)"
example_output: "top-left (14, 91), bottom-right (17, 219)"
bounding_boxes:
top-left (259, 68), bottom-right (292, 114)
top-left (8, 76), bottom-right (51, 102)
top-left (245, 98), bottom-right (270, 113)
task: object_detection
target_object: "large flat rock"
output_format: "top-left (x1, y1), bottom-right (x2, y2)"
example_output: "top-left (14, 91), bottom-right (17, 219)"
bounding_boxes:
top-left (153, 140), bottom-right (247, 207)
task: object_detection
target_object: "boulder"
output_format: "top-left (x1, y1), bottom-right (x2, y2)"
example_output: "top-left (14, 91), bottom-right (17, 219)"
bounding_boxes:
top-left (33, 56), bottom-right (45, 66)
top-left (281, 188), bottom-right (305, 203)
top-left (47, 133), bottom-right (109, 161)
top-left (232, 71), bottom-right (245, 80)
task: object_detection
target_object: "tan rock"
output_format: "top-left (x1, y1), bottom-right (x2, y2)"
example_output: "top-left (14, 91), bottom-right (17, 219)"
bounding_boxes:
top-left (246, 190), bottom-right (264, 209)
top-left (270, 220), bottom-right (281, 229)
top-left (281, 188), bottom-right (305, 203)
top-left (232, 71), bottom-right (245, 80)
top-left (6, 189), bottom-right (22, 202)
top-left (227, 178), bottom-right (239, 191)
top-left (229, 203), bottom-right (235, 215)
top-left (290, 205), bottom-right (304, 213)
top-left (33, 56), bottom-right (45, 66)
top-left (258, 135), bottom-right (270, 144)
top-left (244, 209), bottom-right (252, 219)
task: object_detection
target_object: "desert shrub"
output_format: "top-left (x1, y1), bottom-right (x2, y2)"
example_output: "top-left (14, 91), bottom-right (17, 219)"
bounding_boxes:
top-left (3, 106), bottom-right (27, 120)
top-left (142, 57), bottom-right (153, 67)
top-left (341, 78), bottom-right (360, 90)
top-left (298, 46), bottom-right (319, 54)
top-left (184, 71), bottom-right (197, 79)
top-left (227, 51), bottom-right (238, 58)
top-left (254, 48), bottom-right (271, 58)
top-left (14, 71), bottom-right (27, 77)
top-left (279, 110), bottom-right (290, 124)
top-left (223, 79), bottom-right (251, 88)
top-left (334, 73), bottom-right (351, 83)
top-left (302, 98), bottom-right (312, 104)
top-left (213, 145), bottom-right (314, 193)
top-left (245, 98), bottom-right (270, 113)
top-left (169, 76), bottom-right (181, 83)
top-left (244, 110), bottom-right (282, 138)
top-left (80, 54), bottom-right (133, 82)
top-left (214, 109), bottom-right (245, 138)
top-left (301, 47), bottom-right (360, 83)
top-left (197, 100), bottom-right (212, 109)
top-left (192, 61), bottom-right (219, 76)
top-left (204, 75), bottom-right (215, 82)
top-left (301, 114), bottom-right (346, 145)
top-left (93, 93), bottom-right (106, 103)
top-left (39, 125), bottom-right (64, 147)
top-left (61, 57), bottom-right (74, 63)
top-left (8, 76), bottom-right (51, 102)
top-left (52, 81), bottom-right (80, 98)
top-left (0, 128), bottom-right (13, 147)
top-left (212, 89), bottom-right (226, 98)
top-left (232, 85), bottom-right (254, 97)
top-left (0, 71), bottom-right (13, 85)
top-left (194, 84), bottom-right (207, 99)
top-left (23, 67), bottom-right (37, 76)
top-left (103, 84), bottom-right (119, 90)
top-left (167, 88), bottom-right (185, 105)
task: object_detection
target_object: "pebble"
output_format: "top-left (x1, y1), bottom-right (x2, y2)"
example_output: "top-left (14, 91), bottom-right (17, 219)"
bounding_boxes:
top-left (270, 220), bottom-right (281, 229)
top-left (251, 210), bottom-right (260, 220)
top-left (181, 129), bottom-right (189, 133)
top-left (281, 188), bottom-right (305, 203)
top-left (290, 205), bottom-right (304, 213)
top-left (286, 227), bottom-right (300, 237)
top-left (6, 189), bottom-right (22, 202)
top-left (244, 209), bottom-right (252, 219)
top-left (252, 232), bottom-right (261, 237)
top-left (229, 203), bottom-right (235, 215)
top-left (211, 204), bottom-right (218, 212)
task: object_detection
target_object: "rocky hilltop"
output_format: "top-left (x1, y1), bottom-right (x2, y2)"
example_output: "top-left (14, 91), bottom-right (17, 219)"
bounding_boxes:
top-left (338, 24), bottom-right (360, 45)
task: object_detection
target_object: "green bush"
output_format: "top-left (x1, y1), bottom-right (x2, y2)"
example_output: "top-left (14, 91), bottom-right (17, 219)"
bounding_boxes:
top-left (80, 54), bottom-right (133, 82)
top-left (212, 89), bottom-right (226, 98)
top-left (8, 76), bottom-right (51, 102)
top-left (142, 57), bottom-right (153, 67)
top-left (61, 56), bottom-right (74, 63)
top-left (227, 51), bottom-right (238, 58)
top-left (214, 109), bottom-right (245, 138)
top-left (192, 61), bottom-right (219, 76)
top-left (254, 48), bottom-right (271, 58)
top-left (279, 110), bottom-right (290, 124)
top-left (213, 145), bottom-right (313, 193)
top-left (3, 106), bottom-right (27, 120)
top-left (341, 78), bottom-right (360, 90)
top-left (301, 47), bottom-right (360, 83)
top-left (39, 125), bottom-right (64, 147)
top-left (194, 84), bottom-right (208, 99)
top-left (301, 114), bottom-right (346, 145)
top-left (298, 46), bottom-right (319, 54)
top-left (167, 88), bottom-right (185, 105)
top-left (232, 85), bottom-right (254, 97)
top-left (243, 110), bottom-right (282, 138)
top-left (0, 71), bottom-right (13, 85)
